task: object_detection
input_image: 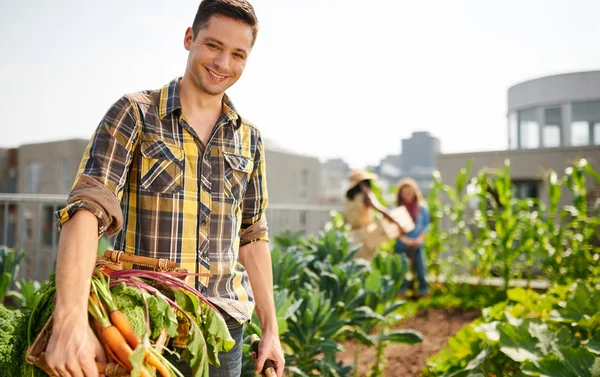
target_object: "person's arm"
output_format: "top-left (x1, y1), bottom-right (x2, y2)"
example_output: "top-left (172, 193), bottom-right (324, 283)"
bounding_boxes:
top-left (238, 132), bottom-right (285, 376)
top-left (361, 183), bottom-right (406, 237)
top-left (412, 206), bottom-right (431, 247)
top-left (46, 210), bottom-right (105, 377)
top-left (239, 241), bottom-right (284, 376)
top-left (46, 96), bottom-right (141, 377)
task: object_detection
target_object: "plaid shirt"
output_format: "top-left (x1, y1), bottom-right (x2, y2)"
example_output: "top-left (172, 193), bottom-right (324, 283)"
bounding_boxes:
top-left (57, 78), bottom-right (269, 322)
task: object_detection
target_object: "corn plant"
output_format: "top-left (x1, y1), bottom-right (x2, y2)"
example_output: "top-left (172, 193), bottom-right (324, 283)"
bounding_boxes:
top-left (424, 172), bottom-right (447, 282)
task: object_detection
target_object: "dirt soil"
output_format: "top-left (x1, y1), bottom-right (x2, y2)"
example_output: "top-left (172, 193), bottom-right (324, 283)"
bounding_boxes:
top-left (338, 308), bottom-right (481, 377)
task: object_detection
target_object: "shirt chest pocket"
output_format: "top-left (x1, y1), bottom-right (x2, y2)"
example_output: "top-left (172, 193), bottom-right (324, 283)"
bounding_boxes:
top-left (140, 140), bottom-right (184, 194)
top-left (222, 152), bottom-right (254, 202)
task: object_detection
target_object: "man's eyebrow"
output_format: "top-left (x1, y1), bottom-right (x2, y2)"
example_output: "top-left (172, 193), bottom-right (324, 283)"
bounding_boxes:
top-left (203, 36), bottom-right (248, 55)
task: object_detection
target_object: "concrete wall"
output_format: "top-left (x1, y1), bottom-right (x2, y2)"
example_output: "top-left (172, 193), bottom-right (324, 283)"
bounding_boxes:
top-left (437, 145), bottom-right (600, 208)
top-left (18, 139), bottom-right (89, 195)
top-left (264, 149), bottom-right (321, 205)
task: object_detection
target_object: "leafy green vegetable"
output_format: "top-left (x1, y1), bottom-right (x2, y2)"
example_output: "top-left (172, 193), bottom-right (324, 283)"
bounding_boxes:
top-left (424, 281), bottom-right (600, 377)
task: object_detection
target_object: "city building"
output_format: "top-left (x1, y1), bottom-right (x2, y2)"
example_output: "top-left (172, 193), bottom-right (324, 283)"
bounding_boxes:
top-left (320, 158), bottom-right (351, 205)
top-left (369, 132), bottom-right (440, 199)
top-left (400, 131), bottom-right (441, 195)
top-left (438, 70), bottom-right (600, 208)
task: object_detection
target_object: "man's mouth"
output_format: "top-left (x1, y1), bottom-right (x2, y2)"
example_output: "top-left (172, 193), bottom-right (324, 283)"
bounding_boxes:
top-left (206, 68), bottom-right (227, 82)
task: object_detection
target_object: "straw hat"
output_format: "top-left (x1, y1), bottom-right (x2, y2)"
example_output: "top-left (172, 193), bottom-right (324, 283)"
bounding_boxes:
top-left (347, 169), bottom-right (378, 190)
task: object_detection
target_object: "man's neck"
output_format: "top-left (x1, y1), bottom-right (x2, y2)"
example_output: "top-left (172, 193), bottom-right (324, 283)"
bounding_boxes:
top-left (179, 76), bottom-right (223, 115)
top-left (178, 76), bottom-right (225, 144)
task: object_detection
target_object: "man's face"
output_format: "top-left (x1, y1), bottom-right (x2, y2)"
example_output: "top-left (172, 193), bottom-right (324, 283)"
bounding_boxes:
top-left (184, 14), bottom-right (254, 96)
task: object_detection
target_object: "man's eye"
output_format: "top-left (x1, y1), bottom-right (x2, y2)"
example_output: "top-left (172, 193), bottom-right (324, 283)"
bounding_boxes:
top-left (207, 43), bottom-right (219, 50)
top-left (233, 53), bottom-right (245, 60)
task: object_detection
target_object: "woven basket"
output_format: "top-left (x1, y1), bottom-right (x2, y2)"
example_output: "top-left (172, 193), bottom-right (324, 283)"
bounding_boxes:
top-left (25, 251), bottom-right (186, 377)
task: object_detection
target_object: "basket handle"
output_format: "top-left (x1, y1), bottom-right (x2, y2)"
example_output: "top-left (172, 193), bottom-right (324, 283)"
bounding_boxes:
top-left (104, 250), bottom-right (177, 271)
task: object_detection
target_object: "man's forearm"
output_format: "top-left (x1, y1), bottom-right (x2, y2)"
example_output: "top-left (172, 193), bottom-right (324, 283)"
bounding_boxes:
top-left (54, 210), bottom-right (100, 320)
top-left (239, 240), bottom-right (278, 334)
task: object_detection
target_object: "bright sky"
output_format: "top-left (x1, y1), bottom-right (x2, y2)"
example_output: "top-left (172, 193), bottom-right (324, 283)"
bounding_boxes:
top-left (1, 0), bottom-right (599, 168)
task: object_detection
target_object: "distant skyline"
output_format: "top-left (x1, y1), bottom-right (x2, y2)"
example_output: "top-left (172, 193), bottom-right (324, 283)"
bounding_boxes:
top-left (1, 0), bottom-right (599, 168)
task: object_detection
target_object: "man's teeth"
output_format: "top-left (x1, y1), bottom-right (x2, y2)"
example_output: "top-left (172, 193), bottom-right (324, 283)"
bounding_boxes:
top-left (209, 70), bottom-right (225, 79)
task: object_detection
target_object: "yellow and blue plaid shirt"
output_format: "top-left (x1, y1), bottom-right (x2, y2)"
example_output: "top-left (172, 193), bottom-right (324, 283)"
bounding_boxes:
top-left (57, 78), bottom-right (269, 322)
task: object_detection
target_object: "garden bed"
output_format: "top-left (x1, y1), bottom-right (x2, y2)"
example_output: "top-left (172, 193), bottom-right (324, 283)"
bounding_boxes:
top-left (338, 308), bottom-right (480, 377)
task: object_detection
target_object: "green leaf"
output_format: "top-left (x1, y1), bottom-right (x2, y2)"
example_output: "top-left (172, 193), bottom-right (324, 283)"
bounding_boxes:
top-left (165, 301), bottom-right (180, 338)
top-left (498, 322), bottom-right (542, 362)
top-left (522, 347), bottom-right (600, 377)
top-left (588, 331), bottom-right (600, 355)
top-left (0, 273), bottom-right (11, 303)
top-left (201, 303), bottom-right (236, 355)
top-left (338, 327), bottom-right (374, 347)
top-left (528, 322), bottom-right (558, 356)
top-left (371, 329), bottom-right (423, 344)
top-left (364, 269), bottom-right (382, 292)
top-left (129, 341), bottom-right (146, 377)
top-left (475, 322), bottom-right (500, 342)
top-left (560, 283), bottom-right (600, 323)
top-left (183, 322), bottom-right (209, 377)
top-left (464, 348), bottom-right (491, 370)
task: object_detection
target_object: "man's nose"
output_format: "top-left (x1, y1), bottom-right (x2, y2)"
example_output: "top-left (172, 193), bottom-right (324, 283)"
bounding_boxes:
top-left (213, 51), bottom-right (230, 72)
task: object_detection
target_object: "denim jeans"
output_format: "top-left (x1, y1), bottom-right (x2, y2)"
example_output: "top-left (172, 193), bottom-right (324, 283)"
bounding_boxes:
top-left (165, 312), bottom-right (245, 376)
top-left (398, 246), bottom-right (429, 296)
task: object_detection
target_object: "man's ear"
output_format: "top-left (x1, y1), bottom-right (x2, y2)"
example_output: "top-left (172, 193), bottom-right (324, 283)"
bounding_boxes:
top-left (184, 27), bottom-right (194, 51)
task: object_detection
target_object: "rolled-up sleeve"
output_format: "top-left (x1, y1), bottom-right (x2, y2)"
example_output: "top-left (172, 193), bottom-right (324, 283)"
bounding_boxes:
top-left (56, 96), bottom-right (141, 237)
top-left (240, 133), bottom-right (269, 246)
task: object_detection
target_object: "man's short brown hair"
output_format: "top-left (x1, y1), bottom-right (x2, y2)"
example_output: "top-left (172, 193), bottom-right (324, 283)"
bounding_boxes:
top-left (192, 0), bottom-right (259, 45)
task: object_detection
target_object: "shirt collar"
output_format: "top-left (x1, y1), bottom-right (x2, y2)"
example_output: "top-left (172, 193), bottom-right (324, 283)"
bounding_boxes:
top-left (159, 78), bottom-right (241, 128)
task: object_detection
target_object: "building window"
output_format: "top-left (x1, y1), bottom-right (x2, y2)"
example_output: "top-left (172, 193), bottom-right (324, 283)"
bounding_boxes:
top-left (518, 109), bottom-right (539, 149)
top-left (594, 123), bottom-right (600, 145)
top-left (299, 169), bottom-right (308, 199)
top-left (512, 180), bottom-right (540, 199)
top-left (543, 126), bottom-right (561, 148)
top-left (26, 161), bottom-right (41, 193)
top-left (543, 108), bottom-right (561, 148)
top-left (508, 112), bottom-right (518, 149)
top-left (571, 100), bottom-right (600, 146)
top-left (571, 122), bottom-right (589, 146)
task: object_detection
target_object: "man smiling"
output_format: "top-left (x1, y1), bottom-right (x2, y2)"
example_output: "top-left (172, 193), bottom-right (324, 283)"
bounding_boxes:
top-left (45, 1), bottom-right (285, 376)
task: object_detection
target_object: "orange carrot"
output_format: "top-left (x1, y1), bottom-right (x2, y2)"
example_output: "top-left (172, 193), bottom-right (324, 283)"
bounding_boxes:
top-left (110, 310), bottom-right (139, 349)
top-left (110, 310), bottom-right (172, 377)
top-left (102, 325), bottom-right (134, 369)
top-left (93, 316), bottom-right (121, 366)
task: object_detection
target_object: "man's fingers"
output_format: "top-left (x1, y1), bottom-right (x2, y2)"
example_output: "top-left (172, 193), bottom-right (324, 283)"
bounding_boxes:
top-left (276, 355), bottom-right (285, 377)
top-left (254, 353), bottom-right (266, 375)
top-left (65, 362), bottom-right (84, 377)
top-left (80, 356), bottom-right (100, 377)
top-left (89, 327), bottom-right (107, 364)
top-left (51, 366), bottom-right (70, 377)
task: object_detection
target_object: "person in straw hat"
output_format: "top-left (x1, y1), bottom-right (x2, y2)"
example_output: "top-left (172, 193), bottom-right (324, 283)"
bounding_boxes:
top-left (342, 169), bottom-right (403, 260)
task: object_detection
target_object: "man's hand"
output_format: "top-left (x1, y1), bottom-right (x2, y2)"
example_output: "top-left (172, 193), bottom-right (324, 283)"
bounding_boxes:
top-left (254, 331), bottom-right (285, 377)
top-left (46, 310), bottom-right (106, 377)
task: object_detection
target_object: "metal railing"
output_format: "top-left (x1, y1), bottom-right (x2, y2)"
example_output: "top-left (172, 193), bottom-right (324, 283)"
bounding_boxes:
top-left (0, 193), bottom-right (340, 283)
